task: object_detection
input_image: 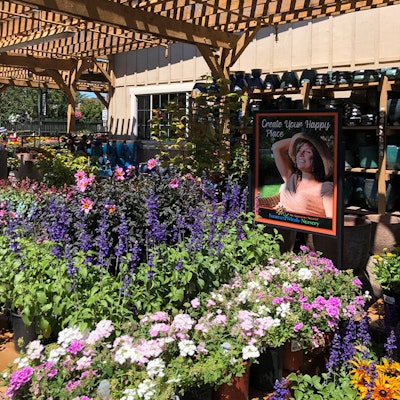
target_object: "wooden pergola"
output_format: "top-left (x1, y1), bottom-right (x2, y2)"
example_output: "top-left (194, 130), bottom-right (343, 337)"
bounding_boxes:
top-left (1, 0), bottom-right (400, 132)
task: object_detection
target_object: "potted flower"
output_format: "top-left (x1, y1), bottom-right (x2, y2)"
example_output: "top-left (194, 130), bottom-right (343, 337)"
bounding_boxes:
top-left (372, 248), bottom-right (400, 294)
top-left (371, 248), bottom-right (400, 331)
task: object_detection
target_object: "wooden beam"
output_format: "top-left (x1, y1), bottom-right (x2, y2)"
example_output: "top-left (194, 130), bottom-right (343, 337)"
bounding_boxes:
top-left (95, 92), bottom-right (108, 108)
top-left (196, 44), bottom-right (228, 79)
top-left (0, 26), bottom-right (76, 53)
top-left (0, 76), bottom-right (59, 89)
top-left (0, 53), bottom-right (77, 71)
top-left (13, 0), bottom-right (240, 50)
top-left (224, 24), bottom-right (261, 68)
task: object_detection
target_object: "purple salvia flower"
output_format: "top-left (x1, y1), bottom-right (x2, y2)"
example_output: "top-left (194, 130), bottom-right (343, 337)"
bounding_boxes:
top-left (44, 197), bottom-right (72, 258)
top-left (326, 332), bottom-right (342, 373)
top-left (145, 189), bottom-right (167, 246)
top-left (270, 377), bottom-right (290, 400)
top-left (75, 220), bottom-right (93, 264)
top-left (95, 205), bottom-right (111, 269)
top-left (115, 213), bottom-right (129, 259)
top-left (187, 206), bottom-right (204, 252)
top-left (358, 315), bottom-right (371, 358)
top-left (121, 241), bottom-right (141, 297)
top-left (341, 318), bottom-right (357, 363)
top-left (384, 330), bottom-right (397, 362)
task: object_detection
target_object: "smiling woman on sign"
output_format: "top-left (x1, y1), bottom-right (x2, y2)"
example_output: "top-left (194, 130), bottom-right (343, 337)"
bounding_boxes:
top-left (271, 133), bottom-right (334, 218)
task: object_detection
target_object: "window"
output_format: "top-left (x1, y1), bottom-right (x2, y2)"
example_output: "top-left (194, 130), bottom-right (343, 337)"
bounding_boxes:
top-left (136, 92), bottom-right (188, 139)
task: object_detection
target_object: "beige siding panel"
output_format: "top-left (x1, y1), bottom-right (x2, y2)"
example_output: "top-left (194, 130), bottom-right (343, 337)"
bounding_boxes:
top-left (181, 45), bottom-right (198, 80)
top-left (146, 47), bottom-right (160, 84)
top-left (271, 25), bottom-right (293, 71)
top-left (332, 13), bottom-right (354, 68)
top-left (158, 47), bottom-right (171, 84)
top-left (292, 21), bottom-right (312, 71)
top-left (310, 17), bottom-right (331, 69)
top-left (378, 6), bottom-right (400, 64)
top-left (170, 43), bottom-right (184, 82)
top-left (354, 10), bottom-right (377, 66)
top-left (136, 49), bottom-right (148, 85)
top-left (255, 28), bottom-right (274, 72)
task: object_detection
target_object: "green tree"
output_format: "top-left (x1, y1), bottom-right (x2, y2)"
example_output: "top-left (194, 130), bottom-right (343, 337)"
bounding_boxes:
top-left (79, 98), bottom-right (103, 122)
top-left (0, 86), bottom-right (69, 124)
top-left (0, 87), bottom-right (37, 125)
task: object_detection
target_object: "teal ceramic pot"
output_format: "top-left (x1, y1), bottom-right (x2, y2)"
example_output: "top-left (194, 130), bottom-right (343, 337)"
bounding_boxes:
top-left (359, 146), bottom-right (378, 168)
top-left (387, 145), bottom-right (400, 170)
top-left (363, 178), bottom-right (397, 211)
top-left (345, 150), bottom-right (357, 167)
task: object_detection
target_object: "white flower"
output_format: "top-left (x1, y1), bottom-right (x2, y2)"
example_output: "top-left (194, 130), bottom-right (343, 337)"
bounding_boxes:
top-left (48, 346), bottom-right (67, 363)
top-left (15, 356), bottom-right (29, 368)
top-left (247, 281), bottom-right (261, 291)
top-left (276, 302), bottom-right (291, 318)
top-left (114, 345), bottom-right (143, 364)
top-left (269, 266), bottom-right (281, 276)
top-left (24, 340), bottom-right (44, 361)
top-left (237, 289), bottom-right (250, 303)
top-left (256, 305), bottom-right (271, 315)
top-left (272, 318), bottom-right (281, 327)
top-left (120, 388), bottom-right (138, 400)
top-left (364, 291), bottom-right (372, 301)
top-left (57, 326), bottom-right (84, 347)
top-left (146, 358), bottom-right (165, 378)
top-left (242, 345), bottom-right (260, 360)
top-left (298, 267), bottom-right (312, 280)
top-left (137, 379), bottom-right (157, 400)
top-left (178, 339), bottom-right (196, 357)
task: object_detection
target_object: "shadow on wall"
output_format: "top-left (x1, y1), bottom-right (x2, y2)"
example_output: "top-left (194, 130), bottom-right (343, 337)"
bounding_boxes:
top-left (109, 116), bottom-right (137, 137)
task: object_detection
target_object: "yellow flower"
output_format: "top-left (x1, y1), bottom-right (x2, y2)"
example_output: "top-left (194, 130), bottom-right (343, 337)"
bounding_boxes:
top-left (376, 359), bottom-right (400, 377)
top-left (349, 356), bottom-right (373, 387)
top-left (370, 375), bottom-right (399, 399)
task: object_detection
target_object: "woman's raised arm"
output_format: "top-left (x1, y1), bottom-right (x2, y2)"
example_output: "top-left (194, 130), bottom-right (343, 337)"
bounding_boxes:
top-left (271, 138), bottom-right (294, 183)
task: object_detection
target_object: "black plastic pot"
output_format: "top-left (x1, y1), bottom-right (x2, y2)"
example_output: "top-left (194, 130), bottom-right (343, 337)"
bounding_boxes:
top-left (263, 73), bottom-right (281, 90)
top-left (11, 312), bottom-right (37, 352)
top-left (280, 71), bottom-right (299, 89)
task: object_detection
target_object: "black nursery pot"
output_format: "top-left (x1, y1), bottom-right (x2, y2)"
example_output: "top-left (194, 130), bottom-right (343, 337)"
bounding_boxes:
top-left (280, 71), bottom-right (299, 88)
top-left (264, 73), bottom-right (281, 90)
top-left (299, 69), bottom-right (317, 86)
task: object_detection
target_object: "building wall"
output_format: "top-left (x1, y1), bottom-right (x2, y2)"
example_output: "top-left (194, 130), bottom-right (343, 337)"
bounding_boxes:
top-left (108, 5), bottom-right (400, 135)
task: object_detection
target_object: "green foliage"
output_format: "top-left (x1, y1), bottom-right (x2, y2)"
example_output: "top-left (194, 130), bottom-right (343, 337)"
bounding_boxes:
top-left (34, 146), bottom-right (94, 186)
top-left (149, 76), bottom-right (251, 186)
top-left (79, 97), bottom-right (104, 122)
top-left (129, 215), bottom-right (282, 315)
top-left (288, 371), bottom-right (358, 399)
top-left (0, 87), bottom-right (68, 124)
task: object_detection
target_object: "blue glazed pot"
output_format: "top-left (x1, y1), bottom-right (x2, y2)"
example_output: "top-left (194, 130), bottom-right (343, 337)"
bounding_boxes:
top-left (359, 146), bottom-right (378, 168)
top-left (387, 145), bottom-right (400, 170)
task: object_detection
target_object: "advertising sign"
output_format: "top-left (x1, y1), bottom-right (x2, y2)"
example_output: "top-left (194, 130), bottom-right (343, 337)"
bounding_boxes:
top-left (254, 110), bottom-right (342, 237)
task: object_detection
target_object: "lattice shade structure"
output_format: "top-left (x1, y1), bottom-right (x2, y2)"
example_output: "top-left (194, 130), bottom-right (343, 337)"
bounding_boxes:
top-left (0, 0), bottom-right (399, 134)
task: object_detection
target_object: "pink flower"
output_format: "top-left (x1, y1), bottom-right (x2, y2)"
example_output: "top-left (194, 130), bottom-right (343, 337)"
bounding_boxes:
top-left (105, 204), bottom-right (116, 214)
top-left (74, 170), bottom-right (86, 181)
top-left (294, 322), bottom-right (304, 332)
top-left (67, 340), bottom-right (84, 355)
top-left (149, 323), bottom-right (170, 337)
top-left (6, 367), bottom-right (34, 395)
top-left (352, 278), bottom-right (362, 287)
top-left (190, 298), bottom-right (200, 308)
top-left (169, 178), bottom-right (179, 188)
top-left (114, 167), bottom-right (125, 181)
top-left (147, 158), bottom-right (157, 170)
top-left (80, 198), bottom-right (93, 214)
